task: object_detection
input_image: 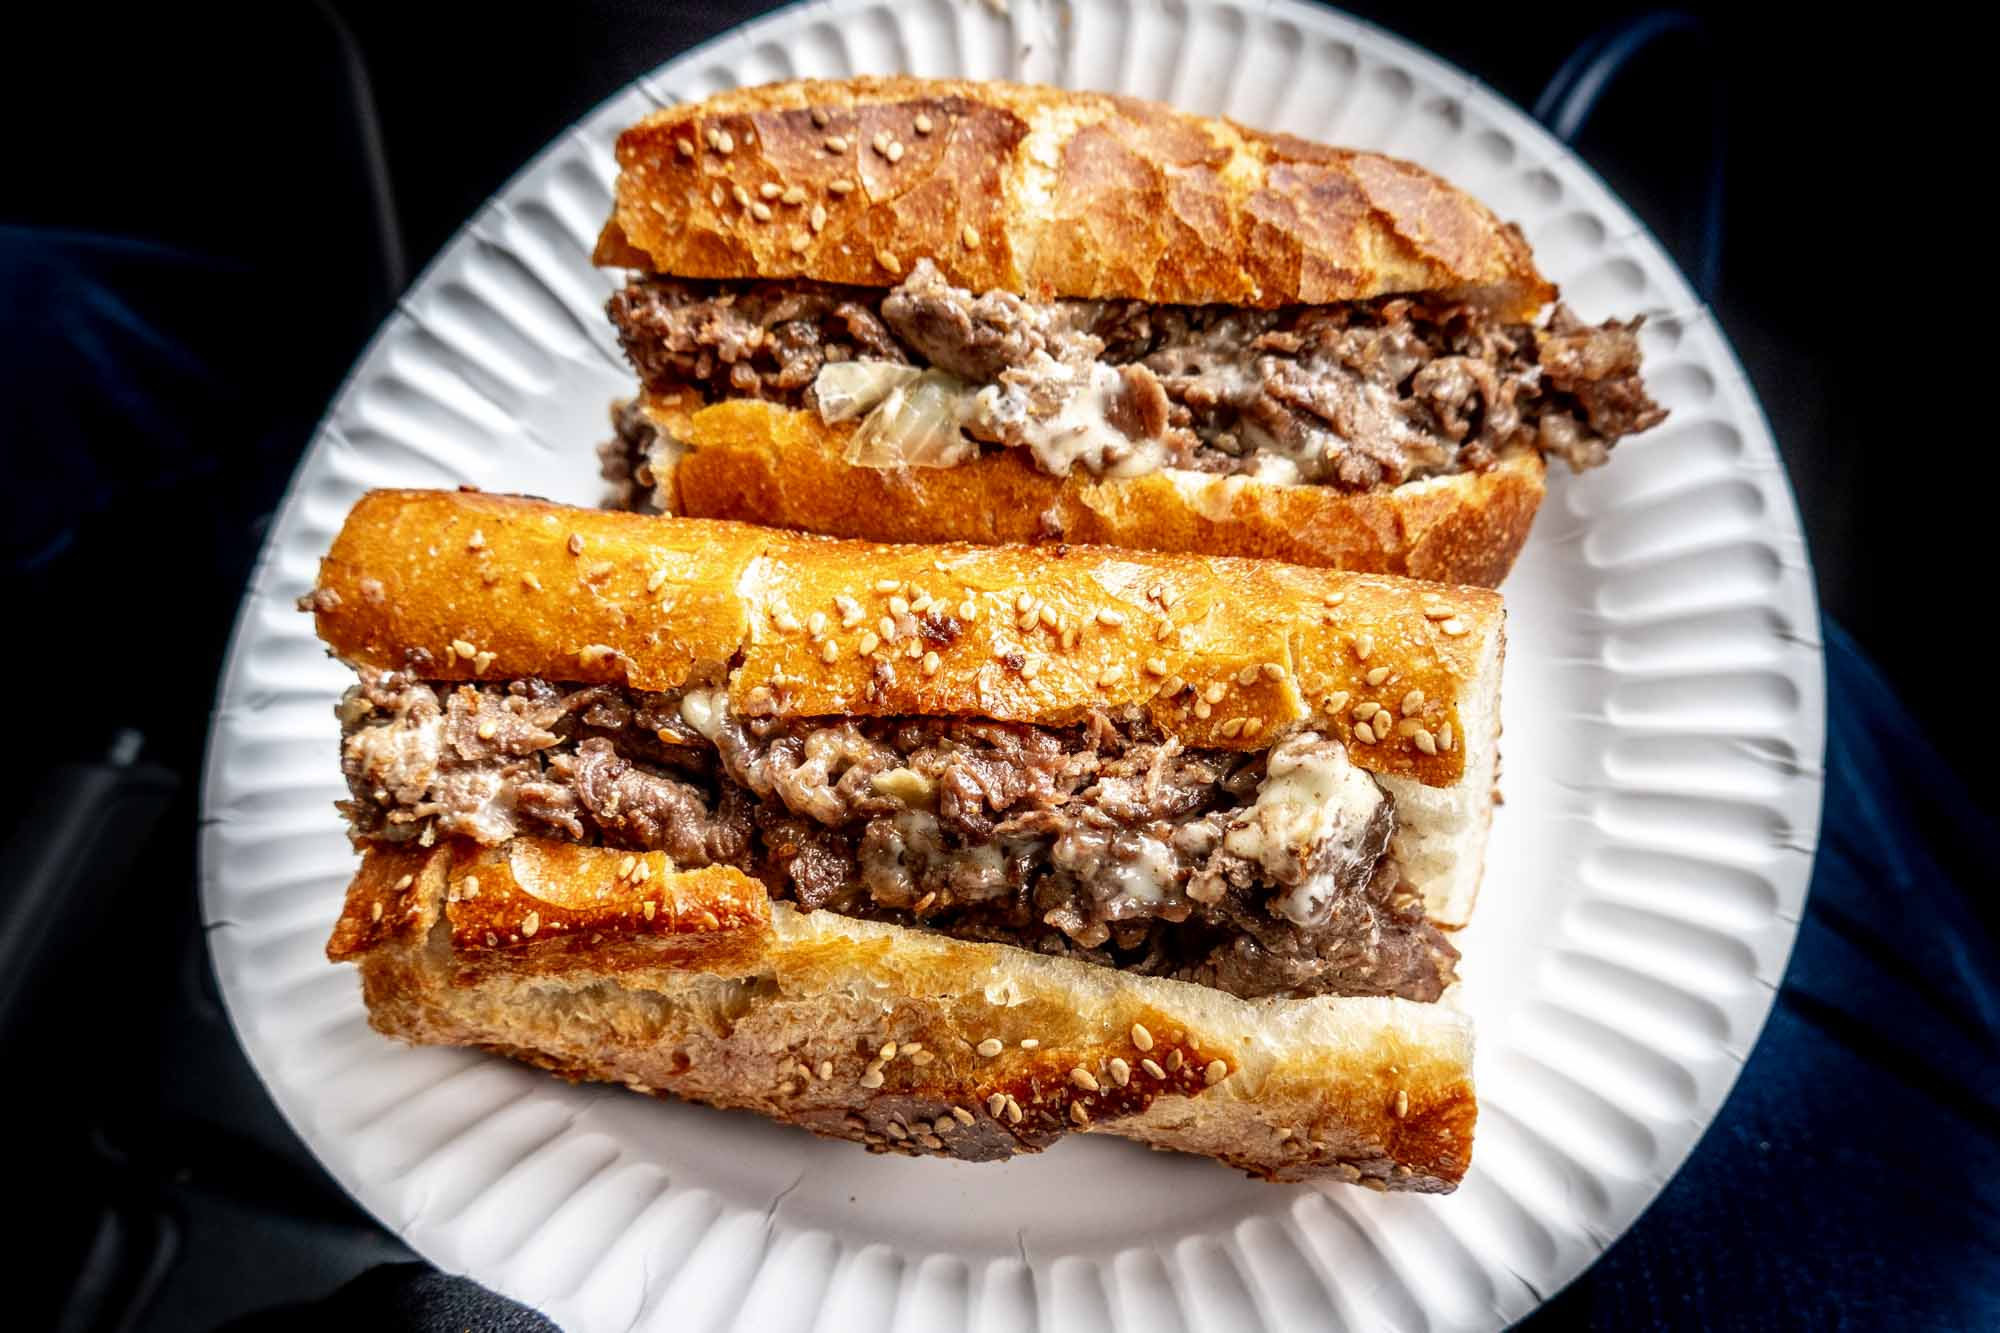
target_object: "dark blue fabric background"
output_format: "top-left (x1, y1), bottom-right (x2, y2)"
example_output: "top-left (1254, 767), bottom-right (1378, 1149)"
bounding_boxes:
top-left (8, 225), bottom-right (1997, 1329)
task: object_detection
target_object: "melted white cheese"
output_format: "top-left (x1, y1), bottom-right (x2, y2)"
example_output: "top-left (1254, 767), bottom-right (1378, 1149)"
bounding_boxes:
top-left (1224, 733), bottom-right (1386, 926)
top-left (1102, 834), bottom-right (1181, 909)
top-left (678, 687), bottom-right (728, 742)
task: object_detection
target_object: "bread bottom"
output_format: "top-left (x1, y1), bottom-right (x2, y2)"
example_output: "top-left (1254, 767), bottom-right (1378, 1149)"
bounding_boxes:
top-left (334, 838), bottom-right (1477, 1189)
top-left (638, 395), bottom-right (1546, 588)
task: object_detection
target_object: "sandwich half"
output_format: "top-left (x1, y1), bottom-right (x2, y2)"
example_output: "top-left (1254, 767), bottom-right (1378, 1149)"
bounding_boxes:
top-left (594, 77), bottom-right (1665, 585)
top-left (307, 489), bottom-right (1503, 1187)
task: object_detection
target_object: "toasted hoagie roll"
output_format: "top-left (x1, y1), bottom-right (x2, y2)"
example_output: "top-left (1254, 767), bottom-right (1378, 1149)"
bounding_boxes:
top-left (591, 77), bottom-right (1665, 584)
top-left (308, 490), bottom-right (1503, 1186)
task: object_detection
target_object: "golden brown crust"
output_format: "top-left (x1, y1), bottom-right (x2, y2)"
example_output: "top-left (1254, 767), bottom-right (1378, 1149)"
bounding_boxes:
top-left (336, 840), bottom-right (1475, 1188)
top-left (656, 395), bottom-right (1546, 589)
top-left (310, 489), bottom-right (1503, 788)
top-left (599, 77), bottom-right (1554, 317)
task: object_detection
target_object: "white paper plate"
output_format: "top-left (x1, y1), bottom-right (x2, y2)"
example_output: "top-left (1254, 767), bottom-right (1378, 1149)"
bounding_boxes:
top-left (199, 2), bottom-right (1824, 1328)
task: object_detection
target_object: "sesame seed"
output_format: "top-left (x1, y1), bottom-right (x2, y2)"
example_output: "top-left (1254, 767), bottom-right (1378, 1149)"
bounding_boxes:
top-left (858, 631), bottom-right (880, 655)
top-left (783, 185), bottom-right (809, 206)
top-left (521, 911), bottom-right (540, 937)
top-left (878, 615), bottom-right (897, 642)
top-left (1220, 717), bottom-right (1245, 738)
top-left (963, 225), bottom-right (979, 247)
top-left (859, 1066), bottom-right (885, 1089)
top-left (887, 140), bottom-right (905, 163)
top-left (906, 640), bottom-right (922, 660)
top-left (1354, 701), bottom-right (1381, 720)
top-left (836, 595), bottom-right (864, 626)
top-left (1325, 690), bottom-right (1351, 712)
top-left (790, 232), bottom-right (811, 253)
top-left (1108, 1058), bottom-right (1131, 1087)
top-left (712, 129), bottom-right (735, 154)
top-left (1098, 665), bottom-right (1125, 687)
top-left (1140, 1058), bottom-right (1166, 1079)
top-left (676, 138), bottom-right (694, 157)
top-left (476, 720), bottom-right (498, 741)
top-left (873, 579), bottom-right (902, 595)
top-left (1070, 1067), bottom-right (1100, 1091)
top-left (818, 1060), bottom-right (833, 1080)
top-left (819, 639), bottom-right (840, 664)
top-left (810, 203), bottom-right (827, 232)
top-left (1166, 1049), bottom-right (1184, 1071)
top-left (1154, 619), bottom-right (1175, 642)
top-left (1005, 1098), bottom-right (1023, 1123)
top-left (933, 1115), bottom-right (954, 1135)
top-left (1194, 700), bottom-right (1212, 719)
top-left (1161, 675), bottom-right (1186, 698)
top-left (758, 182), bottom-right (781, 200)
top-left (810, 106), bottom-right (830, 127)
top-left (521, 572), bottom-right (542, 591)
top-left (710, 184), bottom-right (723, 206)
top-left (914, 112), bottom-right (934, 134)
top-left (1438, 723), bottom-right (1455, 751)
top-left (451, 638), bottom-right (477, 660)
top-left (922, 651), bottom-right (941, 676)
top-left (1261, 662), bottom-right (1286, 681)
top-left (633, 861), bottom-right (650, 883)
top-left (952, 1106), bottom-right (975, 1125)
top-left (394, 874), bottom-right (415, 891)
top-left (872, 131), bottom-right (891, 156)
top-left (829, 178), bottom-right (854, 195)
top-left (1020, 657), bottom-right (1041, 681)
top-left (1144, 656), bottom-right (1168, 677)
top-left (1131, 1023), bottom-right (1153, 1050)
top-left (1355, 722), bottom-right (1377, 744)
top-left (877, 250), bottom-right (901, 274)
top-left (619, 855), bottom-right (638, 879)
top-left (1424, 605), bottom-right (1455, 620)
top-left (1070, 1102), bottom-right (1090, 1127)
top-left (900, 1042), bottom-right (923, 1055)
top-left (1355, 633), bottom-right (1374, 660)
top-left (370, 900), bottom-right (383, 922)
top-left (750, 201), bottom-right (772, 222)
top-left (880, 1042), bottom-right (898, 1061)
top-left (885, 1121), bottom-right (907, 1139)
top-left (802, 610), bottom-right (827, 638)
top-left (731, 184), bottom-right (751, 208)
top-left (887, 595), bottom-right (910, 617)
top-left (1322, 591), bottom-right (1347, 607)
top-left (1414, 728), bottom-right (1438, 755)
top-left (566, 533), bottom-right (585, 556)
top-left (825, 135), bottom-right (848, 153)
top-left (642, 900), bottom-right (656, 920)
top-left (1402, 689), bottom-right (1426, 715)
top-left (1203, 682), bottom-right (1227, 705)
top-left (1204, 1060), bottom-right (1228, 1085)
top-left (1366, 666), bottom-right (1392, 686)
top-left (1236, 665), bottom-right (1260, 687)
top-left (1243, 718), bottom-right (1263, 737)
top-left (987, 1092), bottom-right (1008, 1117)
top-left (1394, 1089), bottom-right (1410, 1118)
top-left (1020, 1038), bottom-right (1040, 1050)
top-left (976, 1038), bottom-right (1004, 1057)
top-left (1441, 617), bottom-right (1469, 636)
top-left (1096, 608), bottom-right (1126, 627)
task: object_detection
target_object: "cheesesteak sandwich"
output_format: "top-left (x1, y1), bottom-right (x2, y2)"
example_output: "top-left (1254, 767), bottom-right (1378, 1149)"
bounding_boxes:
top-left (595, 77), bottom-right (1665, 585)
top-left (308, 489), bottom-right (1504, 1187)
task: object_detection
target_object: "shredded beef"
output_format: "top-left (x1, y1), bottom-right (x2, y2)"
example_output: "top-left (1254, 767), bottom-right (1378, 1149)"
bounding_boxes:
top-left (607, 260), bottom-right (1664, 491)
top-left (338, 672), bottom-right (1457, 1002)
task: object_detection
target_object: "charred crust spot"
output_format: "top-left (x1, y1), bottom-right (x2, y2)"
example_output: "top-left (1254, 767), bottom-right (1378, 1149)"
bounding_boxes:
top-left (917, 612), bottom-right (963, 645)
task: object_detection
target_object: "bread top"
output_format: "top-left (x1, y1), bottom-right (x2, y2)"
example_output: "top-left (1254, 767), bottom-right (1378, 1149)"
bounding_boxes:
top-left (309, 489), bottom-right (1503, 787)
top-left (596, 77), bottom-right (1555, 318)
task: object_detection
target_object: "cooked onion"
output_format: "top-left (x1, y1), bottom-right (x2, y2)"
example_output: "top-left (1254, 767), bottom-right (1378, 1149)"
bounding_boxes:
top-left (814, 359), bottom-right (922, 424)
top-left (843, 369), bottom-right (978, 470)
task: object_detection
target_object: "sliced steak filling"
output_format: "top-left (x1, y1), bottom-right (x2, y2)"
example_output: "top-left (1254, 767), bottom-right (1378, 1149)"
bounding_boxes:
top-left (605, 259), bottom-right (1665, 494)
top-left (339, 670), bottom-right (1457, 1002)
